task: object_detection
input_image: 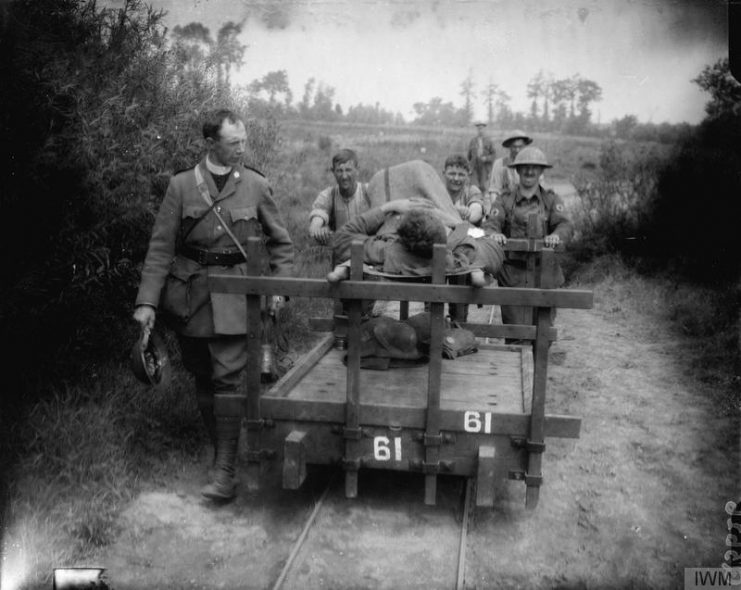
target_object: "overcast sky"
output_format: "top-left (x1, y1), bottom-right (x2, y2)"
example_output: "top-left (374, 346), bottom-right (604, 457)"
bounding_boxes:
top-left (138, 0), bottom-right (728, 124)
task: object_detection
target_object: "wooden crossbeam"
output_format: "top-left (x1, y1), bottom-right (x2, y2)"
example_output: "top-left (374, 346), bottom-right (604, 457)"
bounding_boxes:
top-left (209, 275), bottom-right (593, 309)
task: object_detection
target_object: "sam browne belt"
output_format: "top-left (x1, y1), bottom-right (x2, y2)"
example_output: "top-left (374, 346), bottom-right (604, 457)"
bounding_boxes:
top-left (180, 244), bottom-right (246, 266)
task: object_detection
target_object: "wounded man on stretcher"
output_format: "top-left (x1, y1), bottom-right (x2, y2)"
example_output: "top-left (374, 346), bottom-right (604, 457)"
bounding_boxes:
top-left (326, 159), bottom-right (505, 286)
top-left (326, 201), bottom-right (504, 286)
top-left (326, 203), bottom-right (495, 369)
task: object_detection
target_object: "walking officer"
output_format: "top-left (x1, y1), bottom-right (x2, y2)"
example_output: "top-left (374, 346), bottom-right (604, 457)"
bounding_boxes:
top-left (133, 109), bottom-right (294, 501)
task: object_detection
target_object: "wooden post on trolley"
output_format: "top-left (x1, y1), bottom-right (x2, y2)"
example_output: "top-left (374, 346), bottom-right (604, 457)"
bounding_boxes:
top-left (245, 237), bottom-right (265, 490)
top-left (525, 247), bottom-right (556, 509)
top-left (343, 241), bottom-right (364, 498)
top-left (423, 244), bottom-right (447, 505)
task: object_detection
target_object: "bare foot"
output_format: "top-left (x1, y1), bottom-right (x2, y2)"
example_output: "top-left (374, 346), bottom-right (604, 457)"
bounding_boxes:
top-left (327, 265), bottom-right (349, 283)
top-left (470, 269), bottom-right (487, 288)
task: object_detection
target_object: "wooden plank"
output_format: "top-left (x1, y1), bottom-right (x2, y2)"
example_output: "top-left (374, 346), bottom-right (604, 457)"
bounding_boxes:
top-left (282, 430), bottom-right (307, 490)
top-left (209, 275), bottom-right (594, 309)
top-left (344, 241), bottom-right (364, 499)
top-left (458, 323), bottom-right (558, 342)
top-left (424, 244), bottom-right (447, 506)
top-left (245, 237), bottom-right (264, 490)
top-left (525, 250), bottom-right (556, 509)
top-left (260, 396), bottom-right (581, 438)
top-left (267, 334), bottom-right (334, 399)
top-left (521, 346), bottom-right (533, 415)
top-left (476, 446), bottom-right (497, 508)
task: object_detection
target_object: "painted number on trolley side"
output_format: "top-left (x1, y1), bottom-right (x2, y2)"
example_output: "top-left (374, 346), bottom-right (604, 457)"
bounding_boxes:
top-left (373, 436), bottom-right (402, 462)
top-left (464, 411), bottom-right (493, 434)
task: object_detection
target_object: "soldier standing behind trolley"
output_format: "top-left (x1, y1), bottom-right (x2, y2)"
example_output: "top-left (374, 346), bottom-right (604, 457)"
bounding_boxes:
top-left (467, 121), bottom-right (496, 193)
top-left (308, 149), bottom-right (370, 246)
top-left (487, 130), bottom-right (533, 205)
top-left (133, 109), bottom-right (294, 501)
top-left (484, 147), bottom-right (571, 342)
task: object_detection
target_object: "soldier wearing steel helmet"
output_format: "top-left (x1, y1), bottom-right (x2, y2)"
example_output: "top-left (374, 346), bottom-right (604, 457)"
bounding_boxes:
top-left (487, 130), bottom-right (533, 207)
top-left (484, 146), bottom-right (572, 340)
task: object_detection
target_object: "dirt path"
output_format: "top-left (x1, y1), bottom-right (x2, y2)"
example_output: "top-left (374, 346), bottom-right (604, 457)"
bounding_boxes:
top-left (100, 280), bottom-right (739, 590)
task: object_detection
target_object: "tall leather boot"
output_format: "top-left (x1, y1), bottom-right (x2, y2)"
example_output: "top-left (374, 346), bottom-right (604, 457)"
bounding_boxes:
top-left (197, 399), bottom-right (217, 448)
top-left (200, 416), bottom-right (240, 501)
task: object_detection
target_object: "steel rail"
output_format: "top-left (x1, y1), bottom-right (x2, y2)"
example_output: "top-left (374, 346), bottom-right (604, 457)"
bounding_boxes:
top-left (456, 478), bottom-right (474, 590)
top-left (271, 479), bottom-right (334, 590)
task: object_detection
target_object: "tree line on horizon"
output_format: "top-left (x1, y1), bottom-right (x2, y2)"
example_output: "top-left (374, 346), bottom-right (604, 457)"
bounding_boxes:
top-left (171, 19), bottom-right (694, 144)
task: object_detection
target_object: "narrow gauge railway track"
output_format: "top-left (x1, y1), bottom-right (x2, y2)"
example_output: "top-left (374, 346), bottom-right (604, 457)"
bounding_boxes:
top-left (270, 472), bottom-right (477, 590)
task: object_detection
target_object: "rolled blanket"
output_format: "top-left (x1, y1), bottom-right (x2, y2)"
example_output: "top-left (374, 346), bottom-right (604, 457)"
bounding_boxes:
top-left (367, 160), bottom-right (462, 225)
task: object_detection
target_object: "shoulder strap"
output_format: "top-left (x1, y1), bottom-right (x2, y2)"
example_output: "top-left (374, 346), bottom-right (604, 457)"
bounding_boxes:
top-left (328, 185), bottom-right (338, 228)
top-left (384, 167), bottom-right (391, 202)
top-left (193, 165), bottom-right (249, 261)
top-left (179, 167), bottom-right (218, 245)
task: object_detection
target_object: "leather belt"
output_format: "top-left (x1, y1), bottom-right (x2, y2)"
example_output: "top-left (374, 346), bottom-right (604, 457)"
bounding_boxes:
top-left (180, 244), bottom-right (245, 266)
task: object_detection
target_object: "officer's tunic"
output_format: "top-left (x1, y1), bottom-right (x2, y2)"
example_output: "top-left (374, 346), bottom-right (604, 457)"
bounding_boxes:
top-left (135, 158), bottom-right (293, 392)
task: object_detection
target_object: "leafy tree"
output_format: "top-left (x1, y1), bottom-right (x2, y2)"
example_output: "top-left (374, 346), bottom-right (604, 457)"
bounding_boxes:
top-left (576, 77), bottom-right (602, 121)
top-left (550, 78), bottom-right (572, 131)
top-left (214, 21), bottom-right (245, 89)
top-left (300, 77), bottom-right (315, 118)
top-left (249, 69), bottom-right (291, 106)
top-left (172, 22), bottom-right (213, 71)
top-left (482, 80), bottom-right (509, 126)
top-left (411, 97), bottom-right (461, 126)
top-left (639, 58), bottom-right (741, 281)
top-left (613, 114), bottom-right (638, 139)
top-left (459, 70), bottom-right (475, 124)
top-left (692, 57), bottom-right (741, 119)
top-left (0, 0), bottom-right (277, 405)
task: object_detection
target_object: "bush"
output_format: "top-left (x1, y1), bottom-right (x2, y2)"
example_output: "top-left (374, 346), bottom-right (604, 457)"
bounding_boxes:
top-left (639, 113), bottom-right (741, 283)
top-left (0, 0), bottom-right (280, 418)
top-left (567, 140), bottom-right (664, 261)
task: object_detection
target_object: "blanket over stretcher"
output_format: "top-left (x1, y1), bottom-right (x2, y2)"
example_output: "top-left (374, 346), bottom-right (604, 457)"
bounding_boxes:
top-left (366, 160), bottom-right (462, 226)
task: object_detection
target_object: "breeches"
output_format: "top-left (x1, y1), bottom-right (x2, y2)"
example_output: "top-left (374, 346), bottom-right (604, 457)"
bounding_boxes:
top-left (178, 334), bottom-right (248, 397)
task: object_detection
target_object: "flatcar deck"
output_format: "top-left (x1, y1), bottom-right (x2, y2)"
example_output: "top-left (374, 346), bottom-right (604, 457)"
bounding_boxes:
top-left (269, 341), bottom-right (530, 416)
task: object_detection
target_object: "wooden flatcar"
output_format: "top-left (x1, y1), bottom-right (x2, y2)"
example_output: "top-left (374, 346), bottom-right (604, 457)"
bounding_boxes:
top-left (210, 227), bottom-right (593, 510)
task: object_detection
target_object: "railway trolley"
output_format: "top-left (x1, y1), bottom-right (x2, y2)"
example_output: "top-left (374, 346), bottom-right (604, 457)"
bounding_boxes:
top-left (209, 225), bottom-right (593, 510)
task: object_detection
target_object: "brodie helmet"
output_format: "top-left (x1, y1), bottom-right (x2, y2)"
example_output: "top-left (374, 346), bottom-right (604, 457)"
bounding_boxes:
top-left (130, 330), bottom-right (170, 386)
top-left (507, 146), bottom-right (552, 168)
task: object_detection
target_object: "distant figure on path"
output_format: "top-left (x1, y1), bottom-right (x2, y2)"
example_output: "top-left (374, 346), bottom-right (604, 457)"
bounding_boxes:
top-left (467, 121), bottom-right (496, 193)
top-left (308, 149), bottom-right (370, 246)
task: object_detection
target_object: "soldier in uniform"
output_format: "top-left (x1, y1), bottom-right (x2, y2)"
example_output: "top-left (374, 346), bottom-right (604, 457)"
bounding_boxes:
top-left (441, 154), bottom-right (487, 226)
top-left (484, 147), bottom-right (572, 340)
top-left (308, 148), bottom-right (370, 246)
top-left (133, 109), bottom-right (294, 501)
top-left (487, 130), bottom-right (533, 206)
top-left (467, 121), bottom-right (496, 193)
